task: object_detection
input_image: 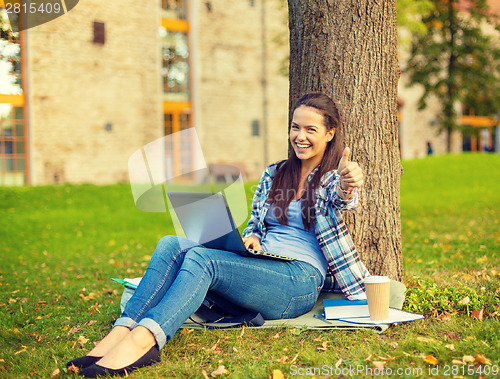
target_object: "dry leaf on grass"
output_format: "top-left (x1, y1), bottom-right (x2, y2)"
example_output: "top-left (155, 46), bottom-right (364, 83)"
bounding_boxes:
top-left (423, 355), bottom-right (438, 365)
top-left (271, 369), bottom-right (285, 379)
top-left (211, 365), bottom-right (229, 377)
top-left (471, 308), bottom-right (484, 321)
top-left (463, 355), bottom-right (475, 363)
top-left (452, 359), bottom-right (464, 365)
top-left (50, 368), bottom-right (60, 378)
top-left (474, 352), bottom-right (492, 365)
top-left (270, 332), bottom-right (282, 339)
top-left (458, 296), bottom-right (470, 305)
top-left (417, 336), bottom-right (436, 343)
top-left (372, 361), bottom-right (386, 369)
top-left (14, 345), bottom-right (27, 355)
top-left (67, 364), bottom-right (79, 373)
top-left (277, 356), bottom-right (288, 363)
top-left (445, 344), bottom-right (455, 350)
top-left (77, 335), bottom-right (89, 347)
top-left (201, 369), bottom-right (210, 379)
top-left (376, 355), bottom-right (396, 362)
top-left (335, 358), bottom-right (342, 368)
top-left (437, 312), bottom-right (452, 321)
top-left (316, 341), bottom-right (329, 351)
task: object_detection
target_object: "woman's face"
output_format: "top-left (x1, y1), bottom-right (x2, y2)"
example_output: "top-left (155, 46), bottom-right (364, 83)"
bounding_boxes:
top-left (290, 106), bottom-right (335, 167)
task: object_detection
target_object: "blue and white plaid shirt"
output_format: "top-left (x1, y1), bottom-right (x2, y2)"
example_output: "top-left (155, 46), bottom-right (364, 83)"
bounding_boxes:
top-left (242, 162), bottom-right (370, 300)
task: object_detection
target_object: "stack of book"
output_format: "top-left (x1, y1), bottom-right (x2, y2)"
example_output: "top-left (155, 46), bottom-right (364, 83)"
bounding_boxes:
top-left (323, 298), bottom-right (424, 325)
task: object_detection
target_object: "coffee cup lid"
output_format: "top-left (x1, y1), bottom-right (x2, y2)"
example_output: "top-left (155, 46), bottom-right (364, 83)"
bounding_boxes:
top-left (364, 275), bottom-right (390, 284)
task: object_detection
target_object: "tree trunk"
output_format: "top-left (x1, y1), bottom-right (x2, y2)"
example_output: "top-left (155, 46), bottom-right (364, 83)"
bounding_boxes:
top-left (288, 0), bottom-right (403, 281)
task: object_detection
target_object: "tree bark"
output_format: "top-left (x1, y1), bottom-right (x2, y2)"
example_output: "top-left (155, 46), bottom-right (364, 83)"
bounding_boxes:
top-left (288, 0), bottom-right (403, 281)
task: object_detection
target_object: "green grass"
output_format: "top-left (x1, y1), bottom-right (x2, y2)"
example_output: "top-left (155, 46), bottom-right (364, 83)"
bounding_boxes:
top-left (0, 153), bottom-right (499, 378)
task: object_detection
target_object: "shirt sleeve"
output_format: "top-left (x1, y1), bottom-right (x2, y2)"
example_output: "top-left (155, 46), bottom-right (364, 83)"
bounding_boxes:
top-left (324, 170), bottom-right (358, 212)
top-left (242, 168), bottom-right (269, 240)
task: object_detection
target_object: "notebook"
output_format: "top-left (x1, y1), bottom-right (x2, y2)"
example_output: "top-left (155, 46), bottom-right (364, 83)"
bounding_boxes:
top-left (166, 192), bottom-right (296, 261)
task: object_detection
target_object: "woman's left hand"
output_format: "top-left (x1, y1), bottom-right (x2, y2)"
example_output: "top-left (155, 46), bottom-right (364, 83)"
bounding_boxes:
top-left (337, 147), bottom-right (364, 193)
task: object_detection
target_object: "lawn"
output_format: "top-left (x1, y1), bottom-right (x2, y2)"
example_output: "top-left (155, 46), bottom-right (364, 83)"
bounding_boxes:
top-left (0, 153), bottom-right (499, 378)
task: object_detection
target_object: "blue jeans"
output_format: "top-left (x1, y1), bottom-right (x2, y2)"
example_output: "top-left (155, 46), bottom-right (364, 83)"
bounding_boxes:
top-left (114, 235), bottom-right (323, 349)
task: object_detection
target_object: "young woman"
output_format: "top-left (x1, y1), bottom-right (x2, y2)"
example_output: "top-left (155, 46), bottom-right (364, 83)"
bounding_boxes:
top-left (67, 92), bottom-right (369, 377)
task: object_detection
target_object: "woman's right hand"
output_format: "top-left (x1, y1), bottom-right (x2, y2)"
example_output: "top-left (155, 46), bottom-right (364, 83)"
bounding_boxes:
top-left (243, 235), bottom-right (262, 251)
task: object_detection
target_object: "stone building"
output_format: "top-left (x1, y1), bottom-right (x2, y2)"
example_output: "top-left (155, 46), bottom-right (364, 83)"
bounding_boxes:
top-left (0, 0), bottom-right (497, 186)
top-left (0, 0), bottom-right (289, 185)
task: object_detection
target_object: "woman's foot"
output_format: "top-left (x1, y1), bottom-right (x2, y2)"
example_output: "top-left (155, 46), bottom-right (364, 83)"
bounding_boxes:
top-left (86, 325), bottom-right (131, 357)
top-left (66, 326), bottom-right (130, 370)
top-left (66, 356), bottom-right (101, 370)
top-left (79, 326), bottom-right (159, 377)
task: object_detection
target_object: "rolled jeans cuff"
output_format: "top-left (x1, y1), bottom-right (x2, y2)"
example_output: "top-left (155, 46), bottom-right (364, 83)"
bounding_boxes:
top-left (138, 318), bottom-right (167, 349)
top-left (113, 316), bottom-right (137, 330)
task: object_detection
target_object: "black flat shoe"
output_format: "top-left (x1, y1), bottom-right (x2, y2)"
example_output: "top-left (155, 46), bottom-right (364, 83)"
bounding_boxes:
top-left (79, 345), bottom-right (161, 378)
top-left (66, 356), bottom-right (102, 370)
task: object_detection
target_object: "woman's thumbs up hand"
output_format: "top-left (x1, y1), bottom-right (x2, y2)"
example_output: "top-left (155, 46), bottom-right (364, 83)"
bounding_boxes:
top-left (337, 147), bottom-right (364, 197)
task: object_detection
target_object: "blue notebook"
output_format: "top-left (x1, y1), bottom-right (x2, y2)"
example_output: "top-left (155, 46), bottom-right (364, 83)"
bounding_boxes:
top-left (323, 298), bottom-right (369, 319)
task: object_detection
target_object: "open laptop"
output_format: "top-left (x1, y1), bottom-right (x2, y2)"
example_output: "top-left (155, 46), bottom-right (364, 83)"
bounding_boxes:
top-left (166, 192), bottom-right (295, 261)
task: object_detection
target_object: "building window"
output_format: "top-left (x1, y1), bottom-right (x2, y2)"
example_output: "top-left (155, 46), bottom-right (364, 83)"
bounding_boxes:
top-left (161, 29), bottom-right (189, 102)
top-left (0, 7), bottom-right (26, 185)
top-left (251, 120), bottom-right (260, 136)
top-left (162, 0), bottom-right (187, 20)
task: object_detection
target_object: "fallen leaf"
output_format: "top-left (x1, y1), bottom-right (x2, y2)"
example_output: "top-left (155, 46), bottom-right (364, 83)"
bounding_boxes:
top-left (445, 344), bottom-right (455, 350)
top-left (67, 364), bottom-right (79, 373)
top-left (77, 335), bottom-right (89, 347)
top-left (376, 355), bottom-right (396, 361)
top-left (365, 354), bottom-right (373, 361)
top-left (372, 361), bottom-right (386, 369)
top-left (458, 296), bottom-right (470, 305)
top-left (69, 326), bottom-right (79, 334)
top-left (202, 370), bottom-right (210, 379)
top-left (317, 341), bottom-right (329, 351)
top-left (335, 358), bottom-right (342, 368)
top-left (417, 337), bottom-right (436, 343)
top-left (51, 368), bottom-right (60, 378)
top-left (471, 308), bottom-right (483, 321)
top-left (445, 332), bottom-right (460, 341)
top-left (452, 359), bottom-right (464, 365)
top-left (240, 325), bottom-right (245, 338)
top-left (463, 355), bottom-right (475, 363)
top-left (211, 365), bottom-right (229, 377)
top-left (474, 352), bottom-right (492, 365)
top-left (210, 343), bottom-right (221, 354)
top-left (14, 345), bottom-right (27, 355)
top-left (437, 312), bottom-right (452, 321)
top-left (277, 356), bottom-right (288, 363)
top-left (270, 332), bottom-right (282, 339)
top-left (88, 320), bottom-right (97, 326)
top-left (272, 369), bottom-right (285, 379)
top-left (476, 255), bottom-right (487, 263)
top-left (390, 341), bottom-right (398, 348)
top-left (423, 355), bottom-right (438, 365)
top-left (313, 336), bottom-right (322, 342)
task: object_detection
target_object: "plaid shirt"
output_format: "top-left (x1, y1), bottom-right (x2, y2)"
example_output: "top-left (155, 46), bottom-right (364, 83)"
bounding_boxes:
top-left (242, 162), bottom-right (370, 300)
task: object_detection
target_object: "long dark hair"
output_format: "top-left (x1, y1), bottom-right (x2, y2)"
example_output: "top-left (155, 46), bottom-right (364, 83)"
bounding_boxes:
top-left (267, 92), bottom-right (344, 229)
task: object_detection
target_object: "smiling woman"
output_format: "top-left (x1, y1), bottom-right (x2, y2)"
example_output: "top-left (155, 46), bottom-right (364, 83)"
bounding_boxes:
top-left (66, 92), bottom-right (369, 378)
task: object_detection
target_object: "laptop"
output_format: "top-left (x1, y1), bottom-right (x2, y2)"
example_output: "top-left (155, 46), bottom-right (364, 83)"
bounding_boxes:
top-left (166, 192), bottom-right (295, 261)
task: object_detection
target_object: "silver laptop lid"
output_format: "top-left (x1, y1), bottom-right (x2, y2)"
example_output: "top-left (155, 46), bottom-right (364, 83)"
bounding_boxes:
top-left (166, 192), bottom-right (237, 246)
